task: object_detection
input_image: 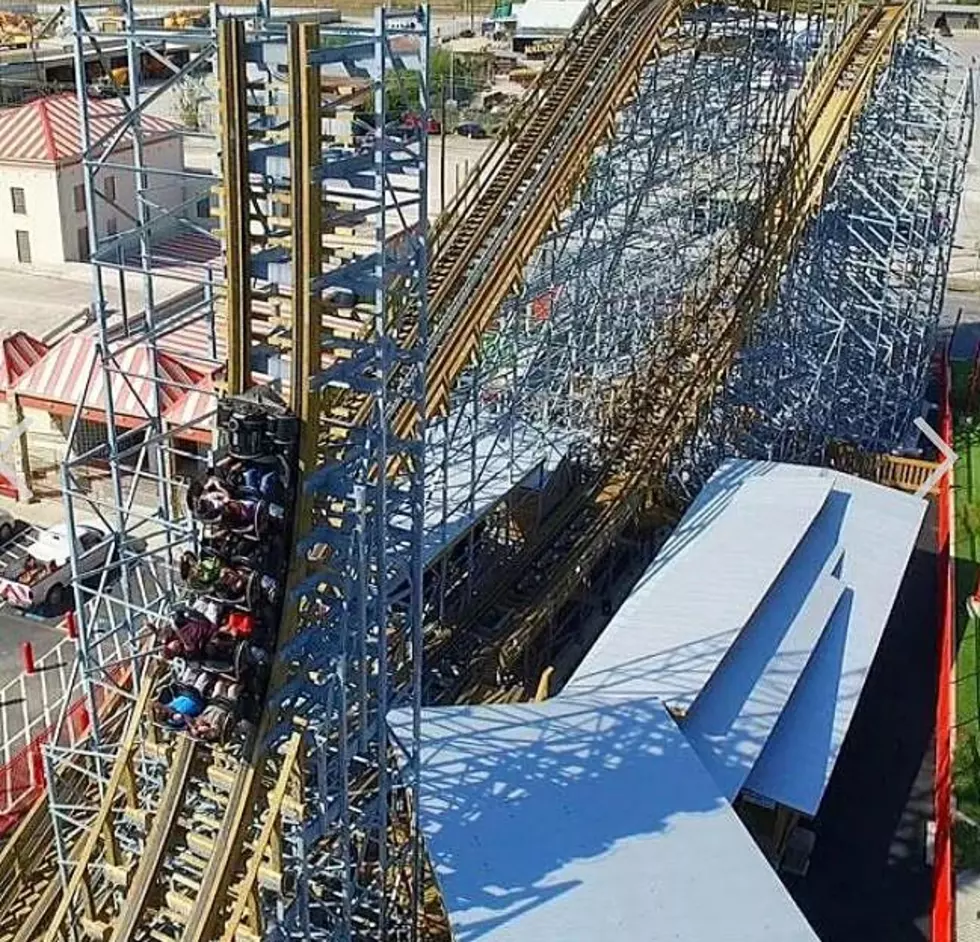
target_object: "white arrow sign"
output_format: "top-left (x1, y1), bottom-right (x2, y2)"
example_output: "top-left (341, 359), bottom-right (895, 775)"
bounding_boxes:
top-left (913, 415), bottom-right (958, 500)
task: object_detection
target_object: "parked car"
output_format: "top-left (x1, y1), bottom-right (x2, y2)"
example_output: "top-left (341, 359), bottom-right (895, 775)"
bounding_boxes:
top-left (324, 145), bottom-right (356, 161)
top-left (88, 67), bottom-right (129, 99)
top-left (457, 121), bottom-right (488, 139)
top-left (398, 111), bottom-right (442, 135)
top-left (0, 522), bottom-right (111, 612)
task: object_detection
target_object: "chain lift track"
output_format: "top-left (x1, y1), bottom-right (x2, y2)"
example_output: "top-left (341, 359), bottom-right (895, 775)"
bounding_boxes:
top-left (0, 1), bottom-right (970, 941)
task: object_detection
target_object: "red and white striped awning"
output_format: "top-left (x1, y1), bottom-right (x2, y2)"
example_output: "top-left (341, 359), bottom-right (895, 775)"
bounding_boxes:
top-left (13, 334), bottom-right (211, 429)
top-left (157, 312), bottom-right (228, 366)
top-left (162, 370), bottom-right (224, 443)
top-left (0, 331), bottom-right (47, 396)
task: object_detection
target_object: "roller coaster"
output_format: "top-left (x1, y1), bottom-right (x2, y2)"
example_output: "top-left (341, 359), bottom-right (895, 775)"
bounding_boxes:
top-left (0, 0), bottom-right (969, 938)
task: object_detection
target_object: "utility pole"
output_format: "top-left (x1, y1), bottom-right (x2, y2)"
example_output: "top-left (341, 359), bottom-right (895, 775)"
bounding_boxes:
top-left (441, 79), bottom-right (447, 214)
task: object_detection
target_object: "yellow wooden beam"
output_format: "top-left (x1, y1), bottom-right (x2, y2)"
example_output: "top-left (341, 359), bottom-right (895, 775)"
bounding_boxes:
top-left (42, 666), bottom-right (157, 942)
top-left (218, 735), bottom-right (303, 942)
top-left (217, 17), bottom-right (252, 394)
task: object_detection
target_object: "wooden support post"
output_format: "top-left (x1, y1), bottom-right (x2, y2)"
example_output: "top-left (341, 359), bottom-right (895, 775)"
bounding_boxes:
top-left (218, 17), bottom-right (251, 395)
top-left (534, 665), bottom-right (554, 702)
top-left (217, 734), bottom-right (303, 942)
top-left (288, 19), bottom-right (323, 427)
top-left (278, 19), bottom-right (323, 653)
top-left (9, 393), bottom-right (33, 503)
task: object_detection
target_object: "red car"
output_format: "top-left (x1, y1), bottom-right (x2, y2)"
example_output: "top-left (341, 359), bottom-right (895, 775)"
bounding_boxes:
top-left (400, 111), bottom-right (442, 134)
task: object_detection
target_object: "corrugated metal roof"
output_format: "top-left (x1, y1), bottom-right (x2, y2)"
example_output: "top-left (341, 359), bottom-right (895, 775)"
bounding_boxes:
top-left (123, 231), bottom-right (222, 286)
top-left (562, 458), bottom-right (925, 816)
top-left (737, 463), bottom-right (926, 815)
top-left (423, 417), bottom-right (569, 563)
top-left (390, 695), bottom-right (820, 942)
top-left (0, 93), bottom-right (177, 164)
top-left (681, 535), bottom-right (847, 801)
top-left (564, 472), bottom-right (835, 709)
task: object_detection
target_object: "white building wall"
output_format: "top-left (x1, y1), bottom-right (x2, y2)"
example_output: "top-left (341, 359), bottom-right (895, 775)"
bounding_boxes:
top-left (0, 134), bottom-right (187, 266)
top-left (56, 135), bottom-right (187, 261)
top-left (0, 164), bottom-right (65, 266)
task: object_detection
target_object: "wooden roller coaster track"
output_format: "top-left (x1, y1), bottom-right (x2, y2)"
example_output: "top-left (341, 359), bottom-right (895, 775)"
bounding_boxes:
top-left (470, 0), bottom-right (914, 695)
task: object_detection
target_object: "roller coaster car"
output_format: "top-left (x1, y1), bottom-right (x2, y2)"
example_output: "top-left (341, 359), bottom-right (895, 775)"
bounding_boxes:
top-left (201, 530), bottom-right (278, 569)
top-left (179, 550), bottom-right (279, 610)
top-left (155, 392), bottom-right (296, 747)
top-left (156, 612), bottom-right (267, 682)
top-left (216, 395), bottom-right (298, 462)
top-left (186, 481), bottom-right (281, 540)
top-left (214, 454), bottom-right (288, 503)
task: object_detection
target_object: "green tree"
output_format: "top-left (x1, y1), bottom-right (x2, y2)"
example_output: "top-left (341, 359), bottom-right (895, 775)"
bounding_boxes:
top-left (384, 48), bottom-right (482, 115)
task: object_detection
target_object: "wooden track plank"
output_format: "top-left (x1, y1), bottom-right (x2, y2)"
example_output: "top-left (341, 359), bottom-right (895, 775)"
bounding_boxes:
top-left (109, 737), bottom-right (198, 942)
top-left (41, 668), bottom-right (157, 942)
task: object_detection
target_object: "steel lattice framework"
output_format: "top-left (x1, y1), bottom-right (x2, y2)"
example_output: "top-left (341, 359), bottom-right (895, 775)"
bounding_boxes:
top-left (35, 4), bottom-right (432, 940)
top-left (674, 31), bottom-right (975, 493)
top-left (418, 4), bottom-right (825, 703)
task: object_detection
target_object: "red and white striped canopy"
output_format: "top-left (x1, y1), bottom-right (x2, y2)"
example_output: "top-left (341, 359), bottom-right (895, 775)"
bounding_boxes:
top-left (0, 331), bottom-right (47, 394)
top-left (14, 333), bottom-right (211, 426)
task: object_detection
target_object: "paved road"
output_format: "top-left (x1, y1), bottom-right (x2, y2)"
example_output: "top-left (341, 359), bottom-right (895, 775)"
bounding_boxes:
top-left (0, 610), bottom-right (67, 692)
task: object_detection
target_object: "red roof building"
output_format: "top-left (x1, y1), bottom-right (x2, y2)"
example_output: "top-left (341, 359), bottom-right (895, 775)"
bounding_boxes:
top-left (0, 93), bottom-right (177, 166)
top-left (13, 333), bottom-right (219, 443)
top-left (0, 94), bottom-right (186, 266)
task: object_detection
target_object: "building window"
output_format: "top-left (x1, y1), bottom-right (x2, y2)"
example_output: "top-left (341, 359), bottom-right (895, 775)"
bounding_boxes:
top-left (77, 226), bottom-right (89, 262)
top-left (196, 196), bottom-right (210, 219)
top-left (106, 217), bottom-right (117, 236)
top-left (104, 176), bottom-right (115, 203)
top-left (10, 187), bottom-right (25, 215)
top-left (73, 184), bottom-right (85, 213)
top-left (15, 230), bottom-right (30, 263)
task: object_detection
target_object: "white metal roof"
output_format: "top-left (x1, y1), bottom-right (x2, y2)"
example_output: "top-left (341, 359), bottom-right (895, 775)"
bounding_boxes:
top-left (423, 417), bottom-right (570, 564)
top-left (514, 0), bottom-right (589, 33)
top-left (563, 458), bottom-right (925, 816)
top-left (390, 695), bottom-right (820, 942)
top-left (738, 463), bottom-right (926, 814)
top-left (563, 470), bottom-right (835, 708)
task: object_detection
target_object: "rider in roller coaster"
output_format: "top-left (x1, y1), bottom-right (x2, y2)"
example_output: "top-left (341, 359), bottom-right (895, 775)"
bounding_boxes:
top-left (150, 391), bottom-right (298, 746)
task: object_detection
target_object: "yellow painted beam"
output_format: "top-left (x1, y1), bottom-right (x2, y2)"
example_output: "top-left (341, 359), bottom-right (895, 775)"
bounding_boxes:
top-left (108, 737), bottom-right (197, 942)
top-left (217, 734), bottom-right (303, 942)
top-left (179, 24), bottom-right (322, 942)
top-left (218, 17), bottom-right (252, 394)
